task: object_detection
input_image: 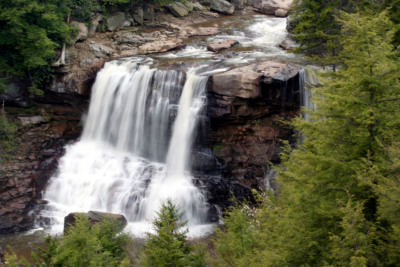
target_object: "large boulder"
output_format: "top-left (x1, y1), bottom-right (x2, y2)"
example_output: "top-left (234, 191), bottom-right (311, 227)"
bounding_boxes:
top-left (133, 7), bottom-right (144, 25)
top-left (183, 1), bottom-right (194, 11)
top-left (210, 61), bottom-right (301, 98)
top-left (64, 211), bottom-right (127, 234)
top-left (250, 0), bottom-right (293, 16)
top-left (138, 38), bottom-right (185, 54)
top-left (192, 2), bottom-right (209, 11)
top-left (70, 21), bottom-right (88, 42)
top-left (231, 0), bottom-right (248, 9)
top-left (89, 14), bottom-right (103, 37)
top-left (205, 0), bottom-right (235, 15)
top-left (169, 2), bottom-right (190, 17)
top-left (207, 39), bottom-right (238, 52)
top-left (107, 12), bottom-right (125, 31)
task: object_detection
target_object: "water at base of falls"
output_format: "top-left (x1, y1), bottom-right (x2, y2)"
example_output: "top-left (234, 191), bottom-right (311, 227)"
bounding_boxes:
top-left (41, 60), bottom-right (214, 237)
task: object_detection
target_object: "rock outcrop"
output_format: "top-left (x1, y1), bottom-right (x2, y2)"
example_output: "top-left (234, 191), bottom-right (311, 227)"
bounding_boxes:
top-left (64, 211), bottom-right (127, 234)
top-left (169, 2), bottom-right (190, 17)
top-left (207, 39), bottom-right (238, 52)
top-left (191, 61), bottom-right (301, 205)
top-left (210, 61), bottom-right (301, 98)
top-left (249, 0), bottom-right (293, 16)
top-left (203, 0), bottom-right (235, 15)
top-left (231, 0), bottom-right (248, 9)
top-left (107, 12), bottom-right (126, 31)
top-left (71, 21), bottom-right (89, 42)
top-left (0, 95), bottom-right (85, 233)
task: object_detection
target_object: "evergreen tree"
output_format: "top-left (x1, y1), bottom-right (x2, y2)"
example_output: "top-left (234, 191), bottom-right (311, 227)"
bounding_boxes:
top-left (140, 199), bottom-right (206, 267)
top-left (5, 215), bottom-right (132, 266)
top-left (214, 9), bottom-right (400, 266)
top-left (273, 9), bottom-right (400, 265)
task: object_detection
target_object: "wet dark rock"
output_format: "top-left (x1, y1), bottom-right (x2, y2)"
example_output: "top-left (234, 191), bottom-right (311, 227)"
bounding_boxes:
top-left (0, 77), bottom-right (30, 108)
top-left (64, 211), bottom-right (127, 234)
top-left (0, 97), bottom-right (85, 234)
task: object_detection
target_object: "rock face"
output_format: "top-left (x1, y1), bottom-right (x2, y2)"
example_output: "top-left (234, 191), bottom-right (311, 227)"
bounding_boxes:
top-left (0, 95), bottom-right (85, 233)
top-left (191, 61), bottom-right (301, 206)
top-left (64, 211), bottom-right (127, 234)
top-left (207, 39), bottom-right (238, 52)
top-left (210, 61), bottom-right (301, 98)
top-left (0, 77), bottom-right (30, 107)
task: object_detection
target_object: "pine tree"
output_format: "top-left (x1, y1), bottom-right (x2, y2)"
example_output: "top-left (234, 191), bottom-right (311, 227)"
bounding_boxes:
top-left (140, 199), bottom-right (206, 267)
top-left (272, 9), bottom-right (400, 265)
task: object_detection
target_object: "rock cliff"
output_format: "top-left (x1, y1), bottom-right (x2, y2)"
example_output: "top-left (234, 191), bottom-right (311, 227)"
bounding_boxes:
top-left (0, 0), bottom-right (301, 233)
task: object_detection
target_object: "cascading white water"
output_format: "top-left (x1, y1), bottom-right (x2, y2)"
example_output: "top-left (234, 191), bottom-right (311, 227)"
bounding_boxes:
top-left (299, 66), bottom-right (320, 121)
top-left (42, 60), bottom-right (211, 236)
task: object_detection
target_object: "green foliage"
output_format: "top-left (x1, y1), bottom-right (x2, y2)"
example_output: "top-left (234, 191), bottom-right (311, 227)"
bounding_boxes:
top-left (213, 8), bottom-right (400, 266)
top-left (212, 200), bottom-right (264, 267)
top-left (5, 215), bottom-right (132, 266)
top-left (102, 0), bottom-right (131, 6)
top-left (67, 0), bottom-right (101, 21)
top-left (0, 115), bottom-right (17, 162)
top-left (0, 0), bottom-right (72, 94)
top-left (328, 197), bottom-right (378, 266)
top-left (140, 199), bottom-right (206, 267)
top-left (291, 0), bottom-right (400, 64)
top-left (274, 10), bottom-right (400, 265)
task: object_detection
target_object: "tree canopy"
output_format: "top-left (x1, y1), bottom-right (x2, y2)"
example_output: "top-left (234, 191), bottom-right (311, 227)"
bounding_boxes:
top-left (214, 8), bottom-right (400, 266)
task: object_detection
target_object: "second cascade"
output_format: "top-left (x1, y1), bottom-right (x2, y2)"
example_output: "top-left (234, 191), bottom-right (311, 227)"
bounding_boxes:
top-left (42, 59), bottom-right (214, 236)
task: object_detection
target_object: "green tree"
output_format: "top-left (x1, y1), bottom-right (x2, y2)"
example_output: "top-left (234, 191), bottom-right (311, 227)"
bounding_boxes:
top-left (213, 9), bottom-right (400, 266)
top-left (0, 0), bottom-right (72, 94)
top-left (5, 215), bottom-right (132, 266)
top-left (290, 0), bottom-right (399, 65)
top-left (273, 9), bottom-right (400, 265)
top-left (140, 199), bottom-right (206, 267)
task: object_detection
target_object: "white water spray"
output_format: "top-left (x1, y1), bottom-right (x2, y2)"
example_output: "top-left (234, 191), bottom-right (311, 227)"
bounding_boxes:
top-left (299, 66), bottom-right (320, 121)
top-left (42, 60), bottom-right (211, 236)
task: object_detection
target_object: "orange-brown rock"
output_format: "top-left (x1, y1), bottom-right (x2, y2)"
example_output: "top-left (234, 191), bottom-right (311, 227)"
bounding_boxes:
top-left (210, 61), bottom-right (300, 99)
top-left (207, 39), bottom-right (238, 52)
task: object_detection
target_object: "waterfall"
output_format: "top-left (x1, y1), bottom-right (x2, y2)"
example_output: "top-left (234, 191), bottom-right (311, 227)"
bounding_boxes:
top-left (42, 60), bottom-right (210, 235)
top-left (299, 66), bottom-right (320, 121)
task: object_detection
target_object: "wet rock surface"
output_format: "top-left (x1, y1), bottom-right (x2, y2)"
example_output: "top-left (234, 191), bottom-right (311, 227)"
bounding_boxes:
top-left (0, 93), bottom-right (86, 233)
top-left (191, 63), bottom-right (301, 208)
top-left (207, 39), bottom-right (238, 52)
top-left (64, 211), bottom-right (127, 234)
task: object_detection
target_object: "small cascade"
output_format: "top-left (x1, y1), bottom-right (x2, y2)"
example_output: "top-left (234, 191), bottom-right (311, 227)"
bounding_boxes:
top-left (42, 60), bottom-right (211, 236)
top-left (299, 66), bottom-right (320, 120)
